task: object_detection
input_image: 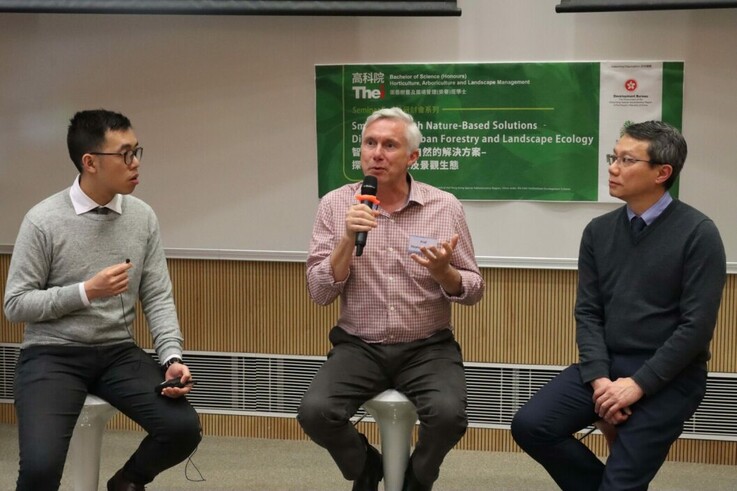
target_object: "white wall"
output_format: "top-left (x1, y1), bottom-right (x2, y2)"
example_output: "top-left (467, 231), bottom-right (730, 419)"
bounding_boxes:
top-left (1, 0), bottom-right (735, 263)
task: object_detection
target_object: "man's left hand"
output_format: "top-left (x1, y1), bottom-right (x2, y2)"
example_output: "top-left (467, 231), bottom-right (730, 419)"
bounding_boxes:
top-left (161, 362), bottom-right (194, 399)
top-left (411, 234), bottom-right (458, 272)
top-left (410, 234), bottom-right (462, 295)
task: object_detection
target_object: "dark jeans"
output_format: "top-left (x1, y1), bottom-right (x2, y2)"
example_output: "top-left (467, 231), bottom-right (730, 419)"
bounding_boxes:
top-left (297, 327), bottom-right (468, 485)
top-left (511, 354), bottom-right (706, 491)
top-left (14, 342), bottom-right (202, 491)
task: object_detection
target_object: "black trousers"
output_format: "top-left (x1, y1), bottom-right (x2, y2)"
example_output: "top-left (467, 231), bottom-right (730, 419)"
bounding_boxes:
top-left (14, 342), bottom-right (202, 491)
top-left (511, 354), bottom-right (706, 491)
top-left (297, 327), bottom-right (468, 485)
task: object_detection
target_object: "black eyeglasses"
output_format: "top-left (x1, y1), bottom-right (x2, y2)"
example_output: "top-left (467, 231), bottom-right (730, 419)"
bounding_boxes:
top-left (605, 154), bottom-right (655, 167)
top-left (89, 147), bottom-right (143, 166)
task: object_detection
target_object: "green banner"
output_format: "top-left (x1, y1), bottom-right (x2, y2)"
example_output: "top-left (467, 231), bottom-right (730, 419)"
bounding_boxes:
top-left (315, 62), bottom-right (684, 201)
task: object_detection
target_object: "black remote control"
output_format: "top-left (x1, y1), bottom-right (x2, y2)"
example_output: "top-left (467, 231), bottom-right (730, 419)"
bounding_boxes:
top-left (155, 377), bottom-right (195, 393)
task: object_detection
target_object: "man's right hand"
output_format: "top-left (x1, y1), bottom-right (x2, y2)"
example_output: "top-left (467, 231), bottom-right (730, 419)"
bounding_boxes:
top-left (329, 204), bottom-right (380, 282)
top-left (344, 203), bottom-right (378, 240)
top-left (84, 262), bottom-right (133, 300)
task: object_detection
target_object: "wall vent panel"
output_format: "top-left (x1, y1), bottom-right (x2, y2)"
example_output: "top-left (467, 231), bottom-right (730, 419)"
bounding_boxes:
top-left (1, 344), bottom-right (736, 441)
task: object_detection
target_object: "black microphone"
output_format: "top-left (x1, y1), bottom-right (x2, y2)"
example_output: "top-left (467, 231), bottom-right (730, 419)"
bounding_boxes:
top-left (355, 175), bottom-right (378, 257)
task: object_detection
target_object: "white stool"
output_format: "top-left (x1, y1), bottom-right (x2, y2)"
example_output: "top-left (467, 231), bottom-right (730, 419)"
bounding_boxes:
top-left (68, 394), bottom-right (118, 491)
top-left (363, 389), bottom-right (418, 491)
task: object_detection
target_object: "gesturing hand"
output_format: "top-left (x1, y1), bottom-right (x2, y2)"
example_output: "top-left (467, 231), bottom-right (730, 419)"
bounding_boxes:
top-left (84, 261), bottom-right (133, 301)
top-left (410, 234), bottom-right (463, 295)
top-left (410, 234), bottom-right (459, 275)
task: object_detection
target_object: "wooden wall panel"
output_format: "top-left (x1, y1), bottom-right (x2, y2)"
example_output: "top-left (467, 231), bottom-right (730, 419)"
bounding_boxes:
top-left (125, 260), bottom-right (337, 355)
top-left (2, 257), bottom-right (735, 371)
top-left (1, 255), bottom-right (736, 464)
top-left (0, 255), bottom-right (23, 344)
top-left (0, 402), bottom-right (15, 423)
top-left (454, 268), bottom-right (578, 365)
top-left (711, 274), bottom-right (737, 372)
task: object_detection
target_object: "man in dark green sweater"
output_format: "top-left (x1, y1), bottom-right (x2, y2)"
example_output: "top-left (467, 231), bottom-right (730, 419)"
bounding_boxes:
top-left (511, 121), bottom-right (726, 490)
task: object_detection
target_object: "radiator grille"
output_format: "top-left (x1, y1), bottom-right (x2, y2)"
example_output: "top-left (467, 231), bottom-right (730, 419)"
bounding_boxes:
top-left (183, 354), bottom-right (325, 416)
top-left (465, 364), bottom-right (560, 427)
top-left (1, 344), bottom-right (736, 440)
top-left (0, 344), bottom-right (17, 399)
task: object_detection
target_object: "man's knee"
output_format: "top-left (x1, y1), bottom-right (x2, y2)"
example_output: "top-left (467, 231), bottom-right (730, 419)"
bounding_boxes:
top-left (299, 395), bottom-right (334, 432)
top-left (511, 404), bottom-right (540, 449)
top-left (156, 406), bottom-right (202, 454)
top-left (179, 419), bottom-right (203, 454)
top-left (512, 401), bottom-right (565, 454)
top-left (424, 398), bottom-right (467, 439)
top-left (297, 392), bottom-right (355, 438)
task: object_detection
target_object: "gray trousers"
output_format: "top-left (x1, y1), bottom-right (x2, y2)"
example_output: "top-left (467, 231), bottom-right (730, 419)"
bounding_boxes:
top-left (297, 326), bottom-right (468, 484)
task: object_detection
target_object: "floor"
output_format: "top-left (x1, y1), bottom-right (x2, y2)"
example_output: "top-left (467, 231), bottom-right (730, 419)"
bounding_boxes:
top-left (0, 423), bottom-right (736, 490)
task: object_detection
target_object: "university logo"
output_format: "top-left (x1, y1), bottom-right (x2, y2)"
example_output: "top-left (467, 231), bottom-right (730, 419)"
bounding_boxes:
top-left (352, 84), bottom-right (385, 99)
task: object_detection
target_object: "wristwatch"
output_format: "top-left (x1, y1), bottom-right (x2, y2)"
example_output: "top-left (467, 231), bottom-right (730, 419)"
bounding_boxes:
top-left (163, 356), bottom-right (183, 369)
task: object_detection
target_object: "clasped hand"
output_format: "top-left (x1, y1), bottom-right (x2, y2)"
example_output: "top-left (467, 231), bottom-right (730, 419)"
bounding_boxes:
top-left (592, 377), bottom-right (643, 425)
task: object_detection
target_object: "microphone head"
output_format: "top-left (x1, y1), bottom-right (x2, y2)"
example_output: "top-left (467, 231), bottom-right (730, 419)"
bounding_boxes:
top-left (361, 175), bottom-right (378, 196)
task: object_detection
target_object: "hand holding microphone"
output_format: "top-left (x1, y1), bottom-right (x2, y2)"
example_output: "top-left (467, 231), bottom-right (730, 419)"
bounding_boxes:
top-left (354, 175), bottom-right (379, 256)
top-left (84, 260), bottom-right (133, 300)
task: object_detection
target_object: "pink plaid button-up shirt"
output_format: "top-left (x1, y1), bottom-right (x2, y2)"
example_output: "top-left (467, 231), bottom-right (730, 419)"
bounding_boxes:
top-left (307, 176), bottom-right (484, 344)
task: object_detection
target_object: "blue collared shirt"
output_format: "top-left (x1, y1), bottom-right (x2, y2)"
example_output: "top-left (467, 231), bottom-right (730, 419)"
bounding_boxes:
top-left (627, 191), bottom-right (673, 226)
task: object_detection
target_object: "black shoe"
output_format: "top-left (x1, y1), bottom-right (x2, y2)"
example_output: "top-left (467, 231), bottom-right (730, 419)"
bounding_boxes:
top-left (352, 434), bottom-right (383, 491)
top-left (107, 469), bottom-right (146, 491)
top-left (402, 459), bottom-right (433, 491)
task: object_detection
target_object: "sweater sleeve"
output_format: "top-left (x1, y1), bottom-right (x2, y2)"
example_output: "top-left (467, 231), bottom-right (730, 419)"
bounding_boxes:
top-left (632, 219), bottom-right (726, 395)
top-left (575, 223), bottom-right (611, 385)
top-left (137, 211), bottom-right (184, 362)
top-left (3, 215), bottom-right (86, 324)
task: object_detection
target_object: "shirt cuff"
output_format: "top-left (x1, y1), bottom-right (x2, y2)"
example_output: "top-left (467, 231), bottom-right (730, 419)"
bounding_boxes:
top-left (162, 354), bottom-right (183, 368)
top-left (78, 282), bottom-right (90, 307)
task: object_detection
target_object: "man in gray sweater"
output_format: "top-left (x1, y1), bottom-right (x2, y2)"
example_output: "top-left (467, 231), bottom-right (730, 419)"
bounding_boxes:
top-left (511, 121), bottom-right (726, 490)
top-left (3, 109), bottom-right (201, 491)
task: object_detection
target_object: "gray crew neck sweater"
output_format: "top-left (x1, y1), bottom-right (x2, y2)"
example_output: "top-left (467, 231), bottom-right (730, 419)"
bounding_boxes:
top-left (4, 188), bottom-right (183, 362)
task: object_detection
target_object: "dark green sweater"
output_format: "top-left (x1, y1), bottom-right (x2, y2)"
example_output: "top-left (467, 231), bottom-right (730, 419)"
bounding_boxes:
top-left (575, 200), bottom-right (726, 395)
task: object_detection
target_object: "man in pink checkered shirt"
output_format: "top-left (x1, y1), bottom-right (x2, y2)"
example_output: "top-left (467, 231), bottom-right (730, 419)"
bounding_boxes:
top-left (298, 107), bottom-right (485, 491)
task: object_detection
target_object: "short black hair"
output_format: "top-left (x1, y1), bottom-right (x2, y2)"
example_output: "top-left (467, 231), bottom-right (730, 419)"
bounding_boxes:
top-left (67, 109), bottom-right (132, 172)
top-left (623, 121), bottom-right (687, 190)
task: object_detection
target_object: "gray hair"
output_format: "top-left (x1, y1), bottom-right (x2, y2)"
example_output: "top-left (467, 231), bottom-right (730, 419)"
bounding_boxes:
top-left (362, 107), bottom-right (422, 153)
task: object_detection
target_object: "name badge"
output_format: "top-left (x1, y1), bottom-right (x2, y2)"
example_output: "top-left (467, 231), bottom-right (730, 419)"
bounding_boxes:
top-left (408, 235), bottom-right (438, 254)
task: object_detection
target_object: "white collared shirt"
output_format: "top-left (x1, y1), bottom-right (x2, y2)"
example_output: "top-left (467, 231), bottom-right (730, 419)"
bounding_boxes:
top-left (70, 176), bottom-right (123, 215)
top-left (69, 176), bottom-right (123, 305)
